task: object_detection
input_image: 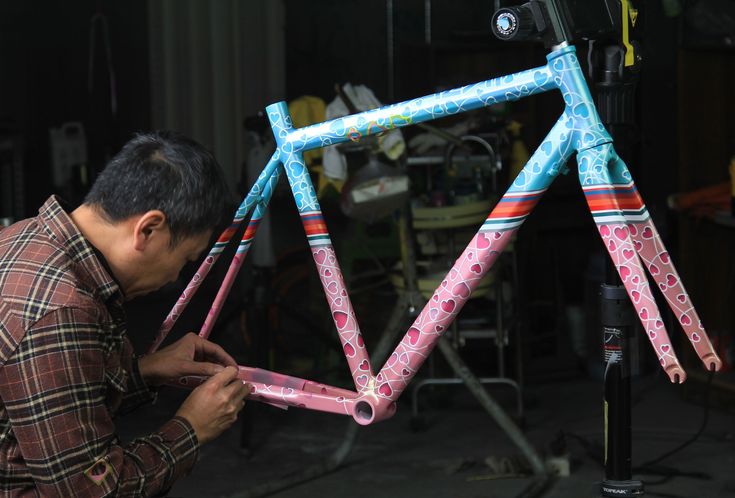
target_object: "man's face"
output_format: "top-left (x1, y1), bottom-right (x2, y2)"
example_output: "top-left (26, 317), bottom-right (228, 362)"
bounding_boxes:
top-left (128, 230), bottom-right (212, 299)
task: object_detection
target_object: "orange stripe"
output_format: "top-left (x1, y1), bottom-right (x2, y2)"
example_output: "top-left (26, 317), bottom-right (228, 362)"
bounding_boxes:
top-left (586, 195), bottom-right (643, 211)
top-left (304, 222), bottom-right (328, 235)
top-left (489, 199), bottom-right (537, 218)
top-left (217, 227), bottom-right (238, 242)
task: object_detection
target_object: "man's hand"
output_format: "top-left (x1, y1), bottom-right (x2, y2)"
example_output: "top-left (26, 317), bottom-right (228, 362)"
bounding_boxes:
top-left (176, 366), bottom-right (251, 445)
top-left (138, 332), bottom-right (237, 386)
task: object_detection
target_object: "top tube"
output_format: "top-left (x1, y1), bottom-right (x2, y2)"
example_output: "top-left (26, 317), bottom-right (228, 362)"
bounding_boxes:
top-left (267, 59), bottom-right (554, 153)
top-left (267, 46), bottom-right (611, 159)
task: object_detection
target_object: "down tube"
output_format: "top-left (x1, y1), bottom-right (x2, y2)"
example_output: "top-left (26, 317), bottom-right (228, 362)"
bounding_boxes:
top-left (375, 116), bottom-right (575, 401)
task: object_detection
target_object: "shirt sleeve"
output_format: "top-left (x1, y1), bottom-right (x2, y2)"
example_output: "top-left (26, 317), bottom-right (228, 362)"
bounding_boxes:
top-left (117, 354), bottom-right (158, 415)
top-left (0, 307), bottom-right (199, 497)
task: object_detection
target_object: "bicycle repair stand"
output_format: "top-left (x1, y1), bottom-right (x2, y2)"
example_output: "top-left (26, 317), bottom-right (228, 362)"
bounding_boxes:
top-left (590, 6), bottom-right (645, 497)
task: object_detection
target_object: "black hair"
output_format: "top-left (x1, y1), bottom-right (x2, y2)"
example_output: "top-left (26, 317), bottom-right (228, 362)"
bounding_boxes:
top-left (84, 130), bottom-right (232, 245)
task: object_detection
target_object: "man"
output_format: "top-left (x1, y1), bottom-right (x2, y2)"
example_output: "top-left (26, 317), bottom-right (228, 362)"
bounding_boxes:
top-left (0, 131), bottom-right (250, 496)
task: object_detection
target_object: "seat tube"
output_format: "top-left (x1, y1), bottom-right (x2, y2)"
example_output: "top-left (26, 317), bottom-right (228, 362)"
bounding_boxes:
top-left (266, 102), bottom-right (374, 391)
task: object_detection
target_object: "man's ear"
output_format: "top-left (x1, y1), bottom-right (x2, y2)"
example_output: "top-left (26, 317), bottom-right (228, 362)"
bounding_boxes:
top-left (132, 210), bottom-right (168, 251)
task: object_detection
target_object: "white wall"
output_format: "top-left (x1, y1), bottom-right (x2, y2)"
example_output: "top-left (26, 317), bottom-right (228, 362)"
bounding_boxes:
top-left (147, 0), bottom-right (285, 186)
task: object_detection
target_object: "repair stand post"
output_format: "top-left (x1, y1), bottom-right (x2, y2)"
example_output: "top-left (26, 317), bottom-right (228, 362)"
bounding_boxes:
top-left (600, 284), bottom-right (643, 497)
top-left (591, 26), bottom-right (645, 498)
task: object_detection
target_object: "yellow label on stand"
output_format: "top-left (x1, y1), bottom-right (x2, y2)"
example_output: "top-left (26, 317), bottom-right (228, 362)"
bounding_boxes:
top-left (604, 400), bottom-right (609, 464)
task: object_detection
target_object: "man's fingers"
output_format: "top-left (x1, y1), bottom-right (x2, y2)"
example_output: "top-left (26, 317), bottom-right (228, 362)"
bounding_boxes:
top-left (236, 384), bottom-right (251, 412)
top-left (224, 378), bottom-right (251, 401)
top-left (239, 382), bottom-right (252, 401)
top-left (186, 361), bottom-right (226, 378)
top-left (223, 381), bottom-right (250, 416)
top-left (206, 365), bottom-right (240, 387)
top-left (194, 336), bottom-right (238, 368)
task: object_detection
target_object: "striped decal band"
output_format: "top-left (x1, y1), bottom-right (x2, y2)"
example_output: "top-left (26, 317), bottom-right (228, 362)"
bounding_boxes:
top-left (243, 218), bottom-right (260, 241)
top-left (481, 189), bottom-right (545, 231)
top-left (301, 211), bottom-right (332, 246)
top-left (583, 182), bottom-right (650, 223)
top-left (212, 222), bottom-right (241, 252)
top-left (235, 217), bottom-right (261, 254)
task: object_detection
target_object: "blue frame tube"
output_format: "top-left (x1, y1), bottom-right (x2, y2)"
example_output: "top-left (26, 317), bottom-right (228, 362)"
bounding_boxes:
top-left (269, 63), bottom-right (555, 154)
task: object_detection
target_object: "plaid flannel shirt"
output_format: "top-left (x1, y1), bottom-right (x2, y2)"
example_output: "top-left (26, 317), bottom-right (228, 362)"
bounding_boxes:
top-left (0, 196), bottom-right (199, 497)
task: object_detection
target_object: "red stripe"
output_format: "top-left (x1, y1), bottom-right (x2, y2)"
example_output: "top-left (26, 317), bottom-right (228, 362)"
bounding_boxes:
top-left (243, 224), bottom-right (259, 240)
top-left (217, 227), bottom-right (238, 242)
top-left (488, 199), bottom-right (537, 219)
top-left (585, 192), bottom-right (643, 211)
top-left (304, 221), bottom-right (328, 235)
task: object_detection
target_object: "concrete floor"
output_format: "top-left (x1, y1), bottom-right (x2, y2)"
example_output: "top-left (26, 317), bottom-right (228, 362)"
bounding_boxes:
top-left (117, 368), bottom-right (735, 498)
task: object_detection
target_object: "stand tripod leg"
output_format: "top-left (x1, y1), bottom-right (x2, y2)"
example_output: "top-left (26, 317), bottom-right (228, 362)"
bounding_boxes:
top-left (436, 336), bottom-right (546, 477)
top-left (371, 292), bottom-right (420, 367)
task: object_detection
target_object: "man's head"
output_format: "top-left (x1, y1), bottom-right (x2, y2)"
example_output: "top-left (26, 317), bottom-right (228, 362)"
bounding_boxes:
top-left (85, 130), bottom-right (231, 245)
top-left (75, 131), bottom-right (232, 299)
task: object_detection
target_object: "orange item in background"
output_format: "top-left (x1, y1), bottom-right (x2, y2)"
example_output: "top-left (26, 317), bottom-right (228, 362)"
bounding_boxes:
top-left (667, 181), bottom-right (731, 219)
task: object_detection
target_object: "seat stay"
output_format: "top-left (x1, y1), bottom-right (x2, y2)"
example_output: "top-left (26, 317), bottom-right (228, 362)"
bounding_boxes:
top-left (198, 161), bottom-right (284, 340)
top-left (148, 151), bottom-right (282, 353)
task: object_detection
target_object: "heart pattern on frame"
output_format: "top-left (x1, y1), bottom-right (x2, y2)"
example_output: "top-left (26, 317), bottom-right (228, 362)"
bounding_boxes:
top-left (376, 228), bottom-right (517, 400)
top-left (626, 219), bottom-right (717, 370)
top-left (169, 62), bottom-right (723, 419)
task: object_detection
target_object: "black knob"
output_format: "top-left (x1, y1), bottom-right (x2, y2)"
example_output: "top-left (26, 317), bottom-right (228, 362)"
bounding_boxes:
top-left (491, 5), bottom-right (536, 41)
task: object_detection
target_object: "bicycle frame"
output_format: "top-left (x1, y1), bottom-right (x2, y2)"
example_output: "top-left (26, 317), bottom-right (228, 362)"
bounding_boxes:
top-left (148, 44), bottom-right (721, 425)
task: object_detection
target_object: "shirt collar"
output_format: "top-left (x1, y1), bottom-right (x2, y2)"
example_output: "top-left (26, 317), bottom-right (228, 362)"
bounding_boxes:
top-left (38, 195), bottom-right (124, 304)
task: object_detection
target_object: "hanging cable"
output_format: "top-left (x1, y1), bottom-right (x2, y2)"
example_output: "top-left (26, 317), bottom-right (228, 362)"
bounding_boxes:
top-left (636, 370), bottom-right (714, 470)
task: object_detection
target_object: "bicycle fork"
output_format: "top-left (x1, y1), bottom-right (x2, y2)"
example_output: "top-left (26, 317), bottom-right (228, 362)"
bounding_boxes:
top-left (578, 142), bottom-right (721, 382)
